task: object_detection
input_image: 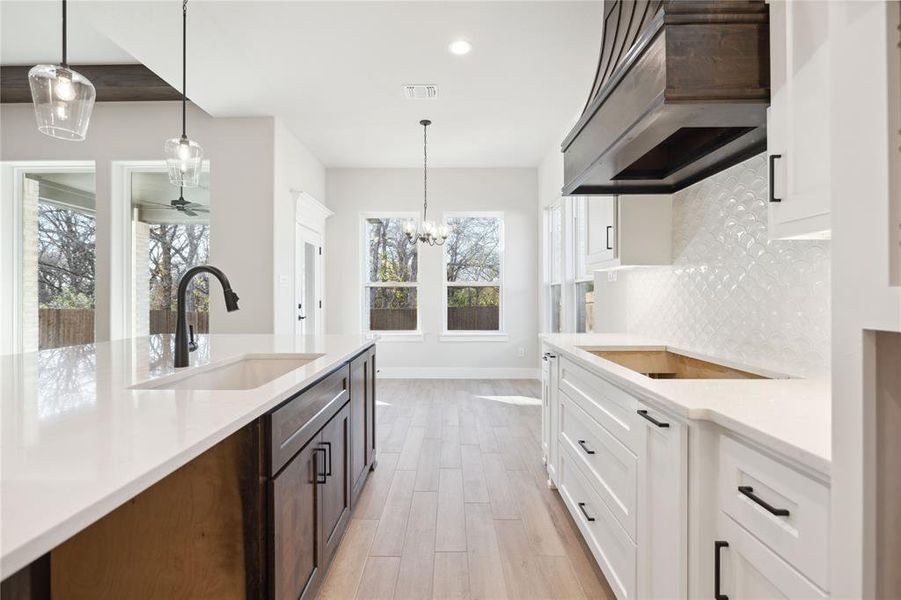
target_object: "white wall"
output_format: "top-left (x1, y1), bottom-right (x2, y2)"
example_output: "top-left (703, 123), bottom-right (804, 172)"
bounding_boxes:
top-left (273, 118), bottom-right (327, 335)
top-left (1, 102), bottom-right (324, 343)
top-left (325, 168), bottom-right (539, 378)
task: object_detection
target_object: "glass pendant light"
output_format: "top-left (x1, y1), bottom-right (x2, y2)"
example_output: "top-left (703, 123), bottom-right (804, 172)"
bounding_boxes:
top-left (404, 119), bottom-right (450, 247)
top-left (165, 0), bottom-right (204, 188)
top-left (28, 0), bottom-right (96, 141)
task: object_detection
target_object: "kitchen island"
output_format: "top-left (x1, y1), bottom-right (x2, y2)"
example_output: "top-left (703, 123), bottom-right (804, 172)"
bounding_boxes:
top-left (1, 334), bottom-right (377, 599)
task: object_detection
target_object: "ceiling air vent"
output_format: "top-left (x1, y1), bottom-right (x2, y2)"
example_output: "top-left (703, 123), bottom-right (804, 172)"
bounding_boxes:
top-left (403, 84), bottom-right (438, 100)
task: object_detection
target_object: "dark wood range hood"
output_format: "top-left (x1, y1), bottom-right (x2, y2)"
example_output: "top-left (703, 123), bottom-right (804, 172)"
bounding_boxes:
top-left (562, 0), bottom-right (770, 195)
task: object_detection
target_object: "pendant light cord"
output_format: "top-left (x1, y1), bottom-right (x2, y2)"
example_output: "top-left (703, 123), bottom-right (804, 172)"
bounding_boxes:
top-left (61, 0), bottom-right (67, 66)
top-left (422, 121), bottom-right (428, 222)
top-left (181, 0), bottom-right (188, 137)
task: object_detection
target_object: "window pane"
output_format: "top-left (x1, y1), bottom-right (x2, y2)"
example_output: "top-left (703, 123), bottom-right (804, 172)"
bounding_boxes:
top-left (32, 174), bottom-right (97, 350)
top-left (550, 284), bottom-right (562, 333)
top-left (445, 216), bottom-right (501, 283)
top-left (368, 286), bottom-right (417, 331)
top-left (575, 280), bottom-right (594, 333)
top-left (367, 217), bottom-right (418, 283)
top-left (447, 286), bottom-right (499, 331)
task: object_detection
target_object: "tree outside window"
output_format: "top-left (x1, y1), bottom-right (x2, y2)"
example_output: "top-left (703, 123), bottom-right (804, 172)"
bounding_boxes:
top-left (364, 216), bottom-right (419, 331)
top-left (444, 215), bottom-right (502, 331)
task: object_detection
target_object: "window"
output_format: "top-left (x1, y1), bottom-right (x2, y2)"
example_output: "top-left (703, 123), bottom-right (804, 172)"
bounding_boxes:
top-left (572, 197), bottom-right (593, 333)
top-left (547, 203), bottom-right (563, 333)
top-left (444, 214), bottom-right (503, 332)
top-left (129, 168), bottom-right (210, 338)
top-left (363, 215), bottom-right (419, 332)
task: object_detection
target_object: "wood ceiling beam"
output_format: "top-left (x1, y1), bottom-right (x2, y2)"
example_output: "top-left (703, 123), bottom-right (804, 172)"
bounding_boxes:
top-left (0, 64), bottom-right (183, 103)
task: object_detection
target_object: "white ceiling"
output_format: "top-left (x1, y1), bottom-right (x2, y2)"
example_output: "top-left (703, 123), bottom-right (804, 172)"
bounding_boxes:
top-left (1, 1), bottom-right (603, 168)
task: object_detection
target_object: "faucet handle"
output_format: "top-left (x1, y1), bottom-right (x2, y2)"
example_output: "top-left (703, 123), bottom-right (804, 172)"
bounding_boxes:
top-left (188, 324), bottom-right (198, 352)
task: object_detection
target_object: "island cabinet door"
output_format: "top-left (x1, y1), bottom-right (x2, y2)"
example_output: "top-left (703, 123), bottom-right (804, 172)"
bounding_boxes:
top-left (350, 351), bottom-right (369, 502)
top-left (319, 402), bottom-right (351, 568)
top-left (271, 437), bottom-right (322, 600)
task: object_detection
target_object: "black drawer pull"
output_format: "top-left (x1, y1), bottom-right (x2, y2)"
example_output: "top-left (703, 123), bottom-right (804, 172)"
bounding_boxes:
top-left (769, 154), bottom-right (782, 202)
top-left (605, 225), bottom-right (613, 250)
top-left (577, 502), bottom-right (596, 522)
top-left (577, 440), bottom-right (596, 455)
top-left (714, 540), bottom-right (729, 600)
top-left (321, 441), bottom-right (332, 476)
top-left (637, 409), bottom-right (670, 428)
top-left (313, 447), bottom-right (327, 484)
top-left (738, 486), bottom-right (790, 516)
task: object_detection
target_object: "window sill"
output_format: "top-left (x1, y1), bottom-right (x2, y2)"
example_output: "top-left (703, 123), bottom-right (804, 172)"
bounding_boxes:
top-left (368, 331), bottom-right (424, 343)
top-left (439, 332), bottom-right (509, 343)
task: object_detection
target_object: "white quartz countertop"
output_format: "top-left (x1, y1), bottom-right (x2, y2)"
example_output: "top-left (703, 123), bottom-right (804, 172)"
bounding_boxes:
top-left (540, 333), bottom-right (831, 476)
top-left (0, 334), bottom-right (376, 579)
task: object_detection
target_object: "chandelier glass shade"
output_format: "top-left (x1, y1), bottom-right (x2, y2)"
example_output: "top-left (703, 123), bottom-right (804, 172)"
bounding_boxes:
top-left (28, 1), bottom-right (95, 141)
top-left (404, 119), bottom-right (450, 247)
top-left (165, 0), bottom-right (204, 187)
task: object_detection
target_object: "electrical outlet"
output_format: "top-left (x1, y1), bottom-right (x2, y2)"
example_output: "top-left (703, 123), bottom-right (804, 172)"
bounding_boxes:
top-left (517, 347), bottom-right (525, 357)
top-left (607, 271), bottom-right (618, 282)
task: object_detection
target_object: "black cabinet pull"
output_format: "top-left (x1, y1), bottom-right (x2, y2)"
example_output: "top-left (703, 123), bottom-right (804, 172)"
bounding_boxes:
top-left (715, 540), bottom-right (729, 600)
top-left (313, 448), bottom-right (327, 484)
top-left (577, 440), bottom-right (596, 455)
top-left (577, 502), bottom-right (596, 522)
top-left (321, 441), bottom-right (332, 476)
top-left (738, 485), bottom-right (790, 516)
top-left (768, 154), bottom-right (782, 202)
top-left (637, 409), bottom-right (670, 428)
top-left (605, 225), bottom-right (613, 250)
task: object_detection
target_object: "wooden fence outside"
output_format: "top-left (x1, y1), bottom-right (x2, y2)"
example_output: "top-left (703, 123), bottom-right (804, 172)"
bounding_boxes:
top-left (39, 308), bottom-right (94, 350)
top-left (149, 310), bottom-right (209, 335)
top-left (38, 308), bottom-right (209, 349)
top-left (370, 307), bottom-right (499, 331)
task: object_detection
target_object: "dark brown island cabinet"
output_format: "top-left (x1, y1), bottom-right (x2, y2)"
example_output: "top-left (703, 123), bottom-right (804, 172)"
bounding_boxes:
top-left (1, 344), bottom-right (377, 600)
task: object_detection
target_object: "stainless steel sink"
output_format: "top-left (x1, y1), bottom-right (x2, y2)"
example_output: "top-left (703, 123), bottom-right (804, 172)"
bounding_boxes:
top-left (132, 354), bottom-right (324, 391)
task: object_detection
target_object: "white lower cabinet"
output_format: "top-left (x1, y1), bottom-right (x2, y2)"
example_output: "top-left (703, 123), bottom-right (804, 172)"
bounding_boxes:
top-left (559, 444), bottom-right (637, 600)
top-left (636, 402), bottom-right (687, 599)
top-left (715, 512), bottom-right (827, 599)
top-left (543, 349), bottom-right (831, 600)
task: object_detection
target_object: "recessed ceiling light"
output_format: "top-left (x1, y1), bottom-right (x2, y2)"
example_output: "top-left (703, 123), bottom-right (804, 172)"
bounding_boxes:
top-left (448, 39), bottom-right (472, 56)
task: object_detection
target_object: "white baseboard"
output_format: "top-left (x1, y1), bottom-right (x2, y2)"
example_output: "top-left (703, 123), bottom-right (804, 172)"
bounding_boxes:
top-left (377, 367), bottom-right (540, 380)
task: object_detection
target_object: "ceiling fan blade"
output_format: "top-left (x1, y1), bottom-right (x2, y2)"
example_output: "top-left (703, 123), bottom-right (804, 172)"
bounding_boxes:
top-left (182, 208), bottom-right (199, 217)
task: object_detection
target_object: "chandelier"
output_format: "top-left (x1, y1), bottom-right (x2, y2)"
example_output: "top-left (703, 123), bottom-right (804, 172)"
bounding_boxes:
top-left (404, 119), bottom-right (449, 246)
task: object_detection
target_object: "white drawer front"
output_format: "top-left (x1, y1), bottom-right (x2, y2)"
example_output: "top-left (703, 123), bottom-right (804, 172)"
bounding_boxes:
top-left (558, 356), bottom-right (639, 453)
top-left (717, 512), bottom-right (827, 599)
top-left (560, 389), bottom-right (637, 540)
top-left (559, 444), bottom-right (636, 600)
top-left (718, 435), bottom-right (829, 590)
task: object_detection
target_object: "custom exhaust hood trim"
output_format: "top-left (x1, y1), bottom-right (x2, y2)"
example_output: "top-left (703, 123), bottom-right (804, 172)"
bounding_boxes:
top-left (562, 0), bottom-right (770, 196)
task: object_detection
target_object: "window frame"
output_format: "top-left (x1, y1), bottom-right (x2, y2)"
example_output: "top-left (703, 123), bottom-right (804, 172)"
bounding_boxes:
top-left (545, 201), bottom-right (564, 334)
top-left (440, 211), bottom-right (506, 341)
top-left (359, 212), bottom-right (422, 340)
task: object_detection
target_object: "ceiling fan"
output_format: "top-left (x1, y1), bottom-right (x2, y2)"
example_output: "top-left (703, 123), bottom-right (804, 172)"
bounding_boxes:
top-left (144, 186), bottom-right (209, 217)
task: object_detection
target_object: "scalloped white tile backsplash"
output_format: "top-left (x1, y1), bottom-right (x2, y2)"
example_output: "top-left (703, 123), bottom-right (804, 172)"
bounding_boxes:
top-left (611, 154), bottom-right (830, 376)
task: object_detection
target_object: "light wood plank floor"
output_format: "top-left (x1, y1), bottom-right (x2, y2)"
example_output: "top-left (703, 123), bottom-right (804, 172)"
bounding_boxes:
top-left (318, 379), bottom-right (616, 600)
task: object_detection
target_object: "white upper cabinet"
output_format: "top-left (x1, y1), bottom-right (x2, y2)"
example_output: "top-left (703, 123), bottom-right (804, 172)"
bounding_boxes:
top-left (767, 0), bottom-right (831, 240)
top-left (585, 195), bottom-right (672, 272)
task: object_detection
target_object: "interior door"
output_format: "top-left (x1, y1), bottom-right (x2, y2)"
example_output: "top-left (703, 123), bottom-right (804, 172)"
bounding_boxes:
top-left (295, 226), bottom-right (322, 336)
